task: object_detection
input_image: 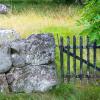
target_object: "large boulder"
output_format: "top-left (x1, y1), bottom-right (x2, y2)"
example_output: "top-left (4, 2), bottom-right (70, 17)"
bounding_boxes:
top-left (0, 74), bottom-right (9, 93)
top-left (10, 34), bottom-right (55, 66)
top-left (0, 29), bottom-right (20, 44)
top-left (26, 34), bottom-right (55, 65)
top-left (6, 64), bottom-right (57, 93)
top-left (0, 29), bottom-right (20, 73)
top-left (7, 34), bottom-right (57, 93)
top-left (0, 45), bottom-right (12, 73)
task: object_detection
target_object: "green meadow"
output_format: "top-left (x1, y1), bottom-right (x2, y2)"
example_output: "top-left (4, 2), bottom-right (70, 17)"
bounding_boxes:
top-left (0, 1), bottom-right (100, 100)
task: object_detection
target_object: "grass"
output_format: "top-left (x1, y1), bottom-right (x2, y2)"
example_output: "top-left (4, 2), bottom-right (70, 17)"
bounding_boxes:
top-left (0, 3), bottom-right (81, 38)
top-left (0, 2), bottom-right (100, 100)
top-left (0, 84), bottom-right (100, 100)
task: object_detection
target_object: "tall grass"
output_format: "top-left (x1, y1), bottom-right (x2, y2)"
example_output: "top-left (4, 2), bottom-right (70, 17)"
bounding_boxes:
top-left (0, 3), bottom-right (81, 38)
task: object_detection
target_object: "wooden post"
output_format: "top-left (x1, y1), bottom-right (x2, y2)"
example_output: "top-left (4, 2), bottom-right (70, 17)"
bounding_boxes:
top-left (67, 36), bottom-right (70, 83)
top-left (60, 37), bottom-right (64, 83)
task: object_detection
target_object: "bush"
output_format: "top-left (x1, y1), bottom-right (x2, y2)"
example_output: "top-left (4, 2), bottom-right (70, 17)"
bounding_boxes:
top-left (79, 0), bottom-right (100, 45)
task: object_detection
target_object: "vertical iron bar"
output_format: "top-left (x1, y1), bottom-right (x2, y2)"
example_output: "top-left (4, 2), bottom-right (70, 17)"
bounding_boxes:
top-left (73, 36), bottom-right (76, 77)
top-left (87, 36), bottom-right (90, 82)
top-left (57, 34), bottom-right (60, 46)
top-left (93, 40), bottom-right (96, 81)
top-left (60, 37), bottom-right (64, 83)
top-left (80, 36), bottom-right (83, 81)
top-left (67, 36), bottom-right (70, 83)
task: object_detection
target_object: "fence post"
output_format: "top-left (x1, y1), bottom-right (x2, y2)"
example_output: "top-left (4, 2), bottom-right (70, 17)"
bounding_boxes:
top-left (67, 36), bottom-right (70, 83)
top-left (60, 37), bottom-right (64, 83)
top-left (80, 36), bottom-right (83, 81)
top-left (86, 36), bottom-right (90, 81)
top-left (93, 40), bottom-right (96, 81)
top-left (73, 36), bottom-right (76, 78)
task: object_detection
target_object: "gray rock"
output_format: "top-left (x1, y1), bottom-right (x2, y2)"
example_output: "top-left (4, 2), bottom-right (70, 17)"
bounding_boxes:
top-left (11, 54), bottom-right (26, 67)
top-left (6, 64), bottom-right (57, 93)
top-left (10, 39), bottom-right (26, 55)
top-left (0, 45), bottom-right (12, 73)
top-left (6, 34), bottom-right (57, 93)
top-left (0, 29), bottom-right (20, 44)
top-left (10, 34), bottom-right (55, 66)
top-left (10, 39), bottom-right (26, 68)
top-left (0, 29), bottom-right (20, 73)
top-left (0, 74), bottom-right (9, 93)
top-left (5, 34), bottom-right (57, 93)
top-left (26, 34), bottom-right (55, 65)
top-left (0, 4), bottom-right (8, 14)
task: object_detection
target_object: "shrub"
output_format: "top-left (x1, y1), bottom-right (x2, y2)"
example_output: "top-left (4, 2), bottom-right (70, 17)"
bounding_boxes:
top-left (80, 0), bottom-right (100, 45)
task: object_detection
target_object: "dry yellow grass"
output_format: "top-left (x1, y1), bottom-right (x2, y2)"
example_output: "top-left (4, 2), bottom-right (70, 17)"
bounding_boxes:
top-left (0, 5), bottom-right (81, 38)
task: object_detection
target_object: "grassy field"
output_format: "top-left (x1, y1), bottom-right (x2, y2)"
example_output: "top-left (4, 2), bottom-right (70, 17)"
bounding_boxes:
top-left (0, 84), bottom-right (100, 100)
top-left (0, 3), bottom-right (82, 38)
top-left (0, 2), bottom-right (100, 100)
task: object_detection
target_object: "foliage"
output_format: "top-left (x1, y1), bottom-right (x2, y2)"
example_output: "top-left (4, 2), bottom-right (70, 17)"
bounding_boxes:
top-left (79, 0), bottom-right (100, 45)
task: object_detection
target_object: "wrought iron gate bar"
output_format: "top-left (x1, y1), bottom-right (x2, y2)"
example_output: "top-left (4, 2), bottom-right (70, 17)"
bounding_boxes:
top-left (63, 49), bottom-right (100, 71)
top-left (59, 36), bottom-right (100, 83)
top-left (64, 45), bottom-right (100, 49)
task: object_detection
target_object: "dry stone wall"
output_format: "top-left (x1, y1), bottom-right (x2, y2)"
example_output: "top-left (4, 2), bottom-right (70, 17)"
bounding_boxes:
top-left (0, 29), bottom-right (57, 93)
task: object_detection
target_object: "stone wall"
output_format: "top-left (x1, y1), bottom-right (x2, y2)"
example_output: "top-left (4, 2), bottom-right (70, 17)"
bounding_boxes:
top-left (0, 29), bottom-right (57, 93)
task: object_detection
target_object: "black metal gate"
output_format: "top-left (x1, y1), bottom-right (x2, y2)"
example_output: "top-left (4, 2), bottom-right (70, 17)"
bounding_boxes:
top-left (59, 36), bottom-right (100, 84)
